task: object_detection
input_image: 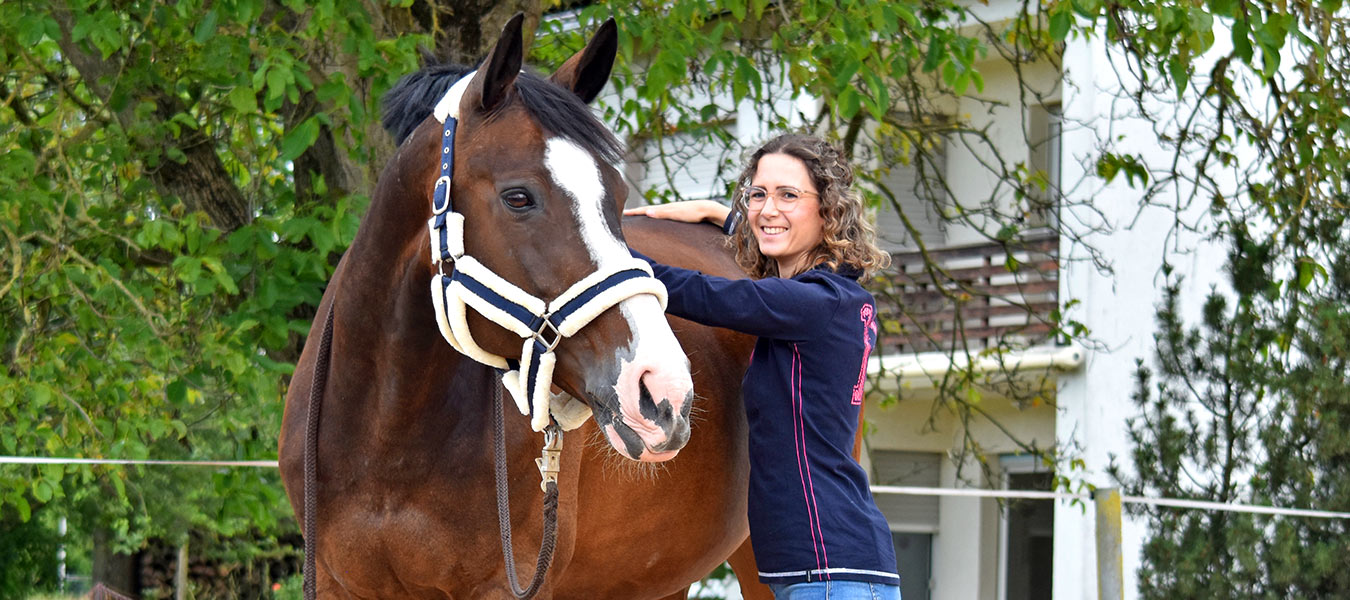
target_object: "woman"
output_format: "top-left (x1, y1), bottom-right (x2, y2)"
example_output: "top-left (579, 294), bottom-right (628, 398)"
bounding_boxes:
top-left (625, 134), bottom-right (900, 600)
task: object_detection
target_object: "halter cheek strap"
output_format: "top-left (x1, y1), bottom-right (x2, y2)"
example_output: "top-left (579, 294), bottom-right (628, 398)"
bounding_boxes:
top-left (425, 72), bottom-right (669, 432)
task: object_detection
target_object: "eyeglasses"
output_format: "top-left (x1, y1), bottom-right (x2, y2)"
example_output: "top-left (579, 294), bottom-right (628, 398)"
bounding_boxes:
top-left (742, 186), bottom-right (818, 209)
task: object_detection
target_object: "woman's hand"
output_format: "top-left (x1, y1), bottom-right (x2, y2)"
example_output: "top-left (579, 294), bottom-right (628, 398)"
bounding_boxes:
top-left (623, 200), bottom-right (731, 227)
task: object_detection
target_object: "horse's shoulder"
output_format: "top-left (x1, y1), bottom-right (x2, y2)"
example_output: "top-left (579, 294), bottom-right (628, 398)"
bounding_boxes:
top-left (622, 216), bottom-right (745, 280)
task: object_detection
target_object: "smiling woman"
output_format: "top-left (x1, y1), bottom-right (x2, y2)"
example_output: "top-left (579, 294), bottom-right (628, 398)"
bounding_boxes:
top-left (625, 134), bottom-right (900, 600)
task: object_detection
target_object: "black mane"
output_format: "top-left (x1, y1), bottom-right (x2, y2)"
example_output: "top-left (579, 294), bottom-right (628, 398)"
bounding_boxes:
top-left (381, 62), bottom-right (623, 164)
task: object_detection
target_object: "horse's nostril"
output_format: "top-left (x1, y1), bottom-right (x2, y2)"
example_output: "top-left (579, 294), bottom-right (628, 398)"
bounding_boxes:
top-left (652, 419), bottom-right (691, 453)
top-left (637, 378), bottom-right (676, 430)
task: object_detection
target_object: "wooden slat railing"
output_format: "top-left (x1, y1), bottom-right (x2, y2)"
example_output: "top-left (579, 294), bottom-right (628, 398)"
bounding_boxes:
top-left (869, 233), bottom-right (1059, 353)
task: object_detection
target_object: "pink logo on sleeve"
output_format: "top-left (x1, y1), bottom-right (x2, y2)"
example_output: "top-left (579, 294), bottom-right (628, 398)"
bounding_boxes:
top-left (852, 303), bottom-right (876, 405)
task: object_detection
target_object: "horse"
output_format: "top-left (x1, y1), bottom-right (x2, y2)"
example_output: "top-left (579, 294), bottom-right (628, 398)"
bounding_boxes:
top-left (278, 15), bottom-right (774, 599)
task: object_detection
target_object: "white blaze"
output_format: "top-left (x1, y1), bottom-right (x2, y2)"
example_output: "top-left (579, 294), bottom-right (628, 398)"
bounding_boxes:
top-left (543, 138), bottom-right (691, 436)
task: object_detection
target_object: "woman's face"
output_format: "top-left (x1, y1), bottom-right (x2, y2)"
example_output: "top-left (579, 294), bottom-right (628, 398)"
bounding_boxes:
top-left (747, 152), bottom-right (825, 278)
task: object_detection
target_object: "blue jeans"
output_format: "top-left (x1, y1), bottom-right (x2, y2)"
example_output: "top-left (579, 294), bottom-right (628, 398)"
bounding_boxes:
top-left (769, 580), bottom-right (901, 600)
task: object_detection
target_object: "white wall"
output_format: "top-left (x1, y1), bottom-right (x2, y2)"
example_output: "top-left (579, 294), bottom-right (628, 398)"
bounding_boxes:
top-left (940, 42), bottom-right (1062, 247)
top-left (1054, 25), bottom-right (1234, 600)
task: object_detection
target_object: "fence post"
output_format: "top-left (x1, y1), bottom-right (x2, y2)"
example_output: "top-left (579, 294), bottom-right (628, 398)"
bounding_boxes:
top-left (175, 544), bottom-right (189, 600)
top-left (1094, 487), bottom-right (1124, 600)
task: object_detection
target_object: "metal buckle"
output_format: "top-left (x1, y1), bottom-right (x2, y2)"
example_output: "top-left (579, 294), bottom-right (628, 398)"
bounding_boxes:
top-left (532, 318), bottom-right (562, 353)
top-left (535, 424), bottom-right (563, 491)
top-left (431, 175), bottom-right (452, 213)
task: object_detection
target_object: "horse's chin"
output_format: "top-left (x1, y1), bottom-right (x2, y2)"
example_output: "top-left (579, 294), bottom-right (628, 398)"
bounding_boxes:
top-left (636, 448), bottom-right (680, 462)
top-left (600, 421), bottom-right (684, 463)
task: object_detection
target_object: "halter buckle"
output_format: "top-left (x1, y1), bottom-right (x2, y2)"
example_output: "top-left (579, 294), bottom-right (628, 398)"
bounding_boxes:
top-left (431, 175), bottom-right (452, 214)
top-left (532, 318), bottom-right (562, 353)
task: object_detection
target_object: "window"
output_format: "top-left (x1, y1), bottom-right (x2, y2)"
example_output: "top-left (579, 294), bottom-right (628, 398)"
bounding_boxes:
top-left (1026, 103), bottom-right (1062, 229)
top-left (871, 450), bottom-right (941, 600)
top-left (871, 137), bottom-right (947, 253)
top-left (999, 456), bottom-right (1054, 600)
top-left (893, 532), bottom-right (932, 600)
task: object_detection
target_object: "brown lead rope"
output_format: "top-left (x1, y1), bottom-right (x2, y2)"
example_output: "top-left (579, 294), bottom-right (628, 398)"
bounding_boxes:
top-left (493, 372), bottom-right (560, 599)
top-left (303, 305), bottom-right (335, 600)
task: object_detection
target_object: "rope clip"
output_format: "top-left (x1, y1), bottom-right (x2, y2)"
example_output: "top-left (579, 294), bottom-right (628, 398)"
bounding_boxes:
top-left (535, 424), bottom-right (563, 492)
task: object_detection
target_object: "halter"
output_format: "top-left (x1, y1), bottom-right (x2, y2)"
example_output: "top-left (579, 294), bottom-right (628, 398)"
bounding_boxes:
top-left (425, 72), bottom-right (669, 432)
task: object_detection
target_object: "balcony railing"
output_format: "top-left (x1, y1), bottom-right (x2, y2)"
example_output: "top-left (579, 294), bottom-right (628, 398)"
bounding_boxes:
top-left (870, 233), bottom-right (1059, 353)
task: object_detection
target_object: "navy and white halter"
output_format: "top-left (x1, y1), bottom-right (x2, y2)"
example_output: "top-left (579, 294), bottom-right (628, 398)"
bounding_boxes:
top-left (426, 72), bottom-right (669, 432)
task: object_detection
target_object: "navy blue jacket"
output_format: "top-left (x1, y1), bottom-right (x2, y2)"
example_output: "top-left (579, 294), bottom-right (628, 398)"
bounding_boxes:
top-left (633, 250), bottom-right (899, 586)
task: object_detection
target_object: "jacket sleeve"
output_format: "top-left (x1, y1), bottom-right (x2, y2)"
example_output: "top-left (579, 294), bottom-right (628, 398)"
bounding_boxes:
top-left (632, 249), bottom-right (840, 341)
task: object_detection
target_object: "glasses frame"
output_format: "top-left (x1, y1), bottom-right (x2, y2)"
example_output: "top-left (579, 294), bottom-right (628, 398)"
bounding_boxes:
top-left (740, 185), bottom-right (819, 210)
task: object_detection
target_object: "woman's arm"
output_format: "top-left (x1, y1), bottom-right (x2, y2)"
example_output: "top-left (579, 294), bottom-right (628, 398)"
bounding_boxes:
top-left (631, 248), bottom-right (839, 341)
top-left (623, 200), bottom-right (731, 227)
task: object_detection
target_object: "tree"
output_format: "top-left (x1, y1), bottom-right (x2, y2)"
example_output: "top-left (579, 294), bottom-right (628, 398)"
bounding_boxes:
top-left (0, 0), bottom-right (538, 591)
top-left (1113, 218), bottom-right (1350, 597)
top-left (1063, 0), bottom-right (1350, 593)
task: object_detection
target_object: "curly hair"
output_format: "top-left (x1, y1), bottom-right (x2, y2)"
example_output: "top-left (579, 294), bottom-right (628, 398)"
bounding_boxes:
top-left (729, 134), bottom-right (891, 279)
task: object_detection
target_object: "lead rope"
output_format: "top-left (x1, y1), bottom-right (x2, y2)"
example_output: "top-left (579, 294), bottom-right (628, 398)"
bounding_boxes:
top-left (303, 305), bottom-right (335, 600)
top-left (493, 371), bottom-right (560, 599)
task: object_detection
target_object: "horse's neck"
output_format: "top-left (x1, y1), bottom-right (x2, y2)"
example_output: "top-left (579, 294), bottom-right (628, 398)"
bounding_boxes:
top-left (323, 167), bottom-right (489, 444)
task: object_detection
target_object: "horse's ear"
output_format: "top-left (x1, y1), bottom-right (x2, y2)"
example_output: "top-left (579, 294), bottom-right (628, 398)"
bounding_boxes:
top-left (469, 13), bottom-right (526, 113)
top-left (550, 18), bottom-right (617, 104)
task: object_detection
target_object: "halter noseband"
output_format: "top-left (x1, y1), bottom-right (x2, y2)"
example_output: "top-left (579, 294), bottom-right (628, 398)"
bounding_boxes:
top-left (426, 72), bottom-right (669, 432)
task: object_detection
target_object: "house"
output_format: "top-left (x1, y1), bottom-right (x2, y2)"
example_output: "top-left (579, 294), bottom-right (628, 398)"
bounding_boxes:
top-left (585, 1), bottom-right (1231, 598)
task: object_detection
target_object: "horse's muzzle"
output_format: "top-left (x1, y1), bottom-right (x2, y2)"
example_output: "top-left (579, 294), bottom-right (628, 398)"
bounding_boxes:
top-left (593, 375), bottom-right (695, 462)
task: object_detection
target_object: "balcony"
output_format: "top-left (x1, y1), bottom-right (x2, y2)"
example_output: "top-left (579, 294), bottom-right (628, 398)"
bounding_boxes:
top-left (870, 233), bottom-right (1060, 354)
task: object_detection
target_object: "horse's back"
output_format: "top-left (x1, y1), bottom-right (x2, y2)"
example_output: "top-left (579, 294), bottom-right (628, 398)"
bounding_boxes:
top-left (623, 216), bottom-right (747, 280)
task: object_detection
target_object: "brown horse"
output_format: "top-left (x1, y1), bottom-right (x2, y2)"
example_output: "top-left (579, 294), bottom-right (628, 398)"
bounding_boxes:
top-left (279, 15), bottom-right (773, 599)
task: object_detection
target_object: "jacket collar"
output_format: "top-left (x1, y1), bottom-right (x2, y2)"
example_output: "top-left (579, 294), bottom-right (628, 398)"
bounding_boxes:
top-left (803, 262), bottom-right (863, 281)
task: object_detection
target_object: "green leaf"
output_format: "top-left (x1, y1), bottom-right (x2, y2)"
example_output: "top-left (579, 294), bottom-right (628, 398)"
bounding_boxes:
top-left (110, 471), bottom-right (127, 501)
top-left (214, 269), bottom-right (240, 295)
top-left (193, 9), bottom-right (219, 44)
top-left (1049, 8), bottom-right (1072, 41)
top-left (33, 479), bottom-right (53, 503)
top-left (228, 86), bottom-right (256, 114)
top-left (30, 385), bottom-right (53, 409)
top-left (837, 87), bottom-right (861, 120)
top-left (1167, 57), bottom-right (1189, 96)
top-left (1297, 261), bottom-right (1314, 291)
top-left (280, 117), bottom-right (321, 162)
top-left (727, 0), bottom-right (746, 21)
top-left (167, 379), bottom-right (187, 405)
top-left (1232, 18), bottom-right (1253, 63)
top-left (14, 496), bottom-right (31, 522)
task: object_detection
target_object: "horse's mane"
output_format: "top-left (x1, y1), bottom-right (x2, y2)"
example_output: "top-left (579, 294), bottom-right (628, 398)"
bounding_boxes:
top-left (381, 62), bottom-right (624, 164)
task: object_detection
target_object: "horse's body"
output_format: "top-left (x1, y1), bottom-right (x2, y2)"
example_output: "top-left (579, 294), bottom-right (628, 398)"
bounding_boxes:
top-left (279, 16), bottom-right (772, 599)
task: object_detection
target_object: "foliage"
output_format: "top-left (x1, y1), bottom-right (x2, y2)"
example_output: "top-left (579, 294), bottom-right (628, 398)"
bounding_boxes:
top-left (0, 0), bottom-right (422, 572)
top-left (1113, 218), bottom-right (1350, 597)
top-left (1063, 0), bottom-right (1349, 301)
top-left (0, 505), bottom-right (64, 600)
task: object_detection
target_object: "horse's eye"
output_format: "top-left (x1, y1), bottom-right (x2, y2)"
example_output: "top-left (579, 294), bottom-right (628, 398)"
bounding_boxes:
top-left (501, 189), bottom-right (535, 211)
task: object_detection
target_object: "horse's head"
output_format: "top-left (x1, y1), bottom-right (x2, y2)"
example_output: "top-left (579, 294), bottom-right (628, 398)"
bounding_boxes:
top-left (384, 16), bottom-right (695, 462)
